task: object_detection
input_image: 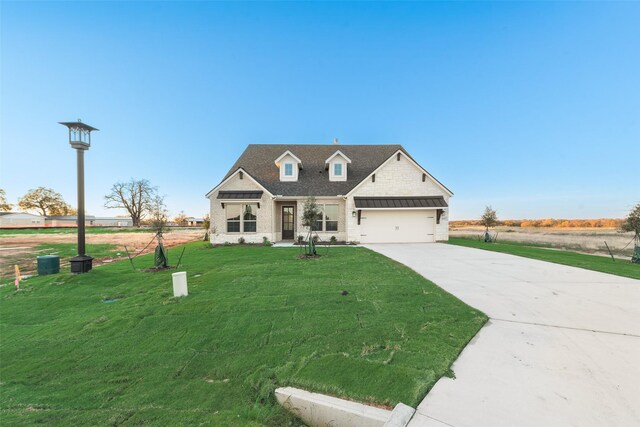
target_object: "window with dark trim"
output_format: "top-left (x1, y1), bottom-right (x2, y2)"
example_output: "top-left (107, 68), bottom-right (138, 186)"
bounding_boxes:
top-left (226, 203), bottom-right (257, 232)
top-left (243, 204), bottom-right (257, 232)
top-left (226, 204), bottom-right (241, 232)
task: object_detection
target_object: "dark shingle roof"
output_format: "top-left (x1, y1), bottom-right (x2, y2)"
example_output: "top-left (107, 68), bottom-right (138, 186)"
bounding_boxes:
top-left (218, 191), bottom-right (263, 200)
top-left (218, 144), bottom-right (417, 197)
top-left (354, 196), bottom-right (448, 209)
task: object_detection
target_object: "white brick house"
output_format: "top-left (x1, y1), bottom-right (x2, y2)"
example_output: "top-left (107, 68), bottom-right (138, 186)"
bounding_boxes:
top-left (206, 144), bottom-right (452, 244)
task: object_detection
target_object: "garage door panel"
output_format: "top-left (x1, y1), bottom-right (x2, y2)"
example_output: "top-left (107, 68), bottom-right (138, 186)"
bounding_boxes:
top-left (360, 210), bottom-right (435, 243)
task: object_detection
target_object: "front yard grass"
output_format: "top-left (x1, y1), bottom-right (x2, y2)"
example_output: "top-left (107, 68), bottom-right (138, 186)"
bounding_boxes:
top-left (0, 243), bottom-right (487, 426)
top-left (448, 237), bottom-right (640, 280)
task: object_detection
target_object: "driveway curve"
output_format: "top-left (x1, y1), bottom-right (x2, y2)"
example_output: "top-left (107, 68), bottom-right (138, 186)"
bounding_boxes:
top-left (364, 243), bottom-right (640, 427)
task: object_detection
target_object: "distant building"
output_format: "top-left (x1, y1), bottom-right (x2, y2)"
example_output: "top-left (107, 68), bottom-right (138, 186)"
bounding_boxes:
top-left (93, 217), bottom-right (133, 227)
top-left (186, 217), bottom-right (204, 227)
top-left (0, 212), bottom-right (45, 227)
top-left (0, 213), bottom-right (134, 228)
top-left (45, 215), bottom-right (133, 227)
top-left (45, 215), bottom-right (96, 227)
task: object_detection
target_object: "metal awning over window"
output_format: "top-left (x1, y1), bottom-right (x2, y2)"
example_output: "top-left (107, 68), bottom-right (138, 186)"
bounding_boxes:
top-left (354, 196), bottom-right (447, 209)
top-left (217, 191), bottom-right (263, 199)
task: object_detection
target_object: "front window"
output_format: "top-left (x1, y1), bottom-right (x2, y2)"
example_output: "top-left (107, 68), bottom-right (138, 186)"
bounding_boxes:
top-left (312, 204), bottom-right (339, 232)
top-left (284, 163), bottom-right (293, 176)
top-left (312, 205), bottom-right (324, 231)
top-left (226, 204), bottom-right (241, 232)
top-left (243, 204), bottom-right (257, 232)
top-left (226, 204), bottom-right (258, 233)
top-left (324, 204), bottom-right (338, 231)
top-left (334, 163), bottom-right (342, 176)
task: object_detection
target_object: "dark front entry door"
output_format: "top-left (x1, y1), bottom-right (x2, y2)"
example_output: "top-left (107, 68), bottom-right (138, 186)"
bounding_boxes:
top-left (282, 206), bottom-right (294, 240)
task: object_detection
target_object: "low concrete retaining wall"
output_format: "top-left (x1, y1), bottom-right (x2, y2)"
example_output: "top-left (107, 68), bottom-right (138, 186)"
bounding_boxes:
top-left (275, 386), bottom-right (416, 427)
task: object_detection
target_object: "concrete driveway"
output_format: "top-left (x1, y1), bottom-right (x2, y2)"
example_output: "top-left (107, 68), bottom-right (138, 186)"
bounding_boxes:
top-left (364, 243), bottom-right (640, 427)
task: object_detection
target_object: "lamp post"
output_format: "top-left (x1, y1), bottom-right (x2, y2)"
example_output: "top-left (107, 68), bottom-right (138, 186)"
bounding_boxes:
top-left (59, 119), bottom-right (99, 274)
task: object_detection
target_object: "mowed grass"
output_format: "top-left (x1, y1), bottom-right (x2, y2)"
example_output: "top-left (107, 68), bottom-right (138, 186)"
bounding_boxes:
top-left (0, 227), bottom-right (178, 235)
top-left (448, 237), bottom-right (640, 280)
top-left (0, 243), bottom-right (487, 426)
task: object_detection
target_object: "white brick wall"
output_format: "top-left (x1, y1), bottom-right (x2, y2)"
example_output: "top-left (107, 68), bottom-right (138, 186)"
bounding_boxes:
top-left (208, 152), bottom-right (451, 244)
top-left (347, 153), bottom-right (451, 242)
top-left (208, 173), bottom-right (275, 244)
top-left (295, 198), bottom-right (347, 243)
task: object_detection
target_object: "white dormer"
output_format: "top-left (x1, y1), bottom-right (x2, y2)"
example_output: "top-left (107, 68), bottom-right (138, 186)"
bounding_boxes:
top-left (274, 150), bottom-right (303, 182)
top-left (325, 150), bottom-right (351, 182)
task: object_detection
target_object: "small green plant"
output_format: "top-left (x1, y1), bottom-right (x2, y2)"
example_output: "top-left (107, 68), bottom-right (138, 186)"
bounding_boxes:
top-left (330, 236), bottom-right (337, 244)
top-left (297, 235), bottom-right (304, 244)
top-left (238, 237), bottom-right (246, 245)
top-left (262, 237), bottom-right (271, 246)
top-left (224, 241), bottom-right (232, 246)
top-left (312, 235), bottom-right (319, 244)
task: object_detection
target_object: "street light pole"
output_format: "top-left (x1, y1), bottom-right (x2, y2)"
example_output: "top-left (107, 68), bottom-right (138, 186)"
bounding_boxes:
top-left (77, 148), bottom-right (86, 258)
top-left (59, 119), bottom-right (98, 274)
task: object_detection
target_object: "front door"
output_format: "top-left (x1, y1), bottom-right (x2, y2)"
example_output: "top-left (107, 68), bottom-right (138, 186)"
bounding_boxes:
top-left (282, 206), bottom-right (295, 240)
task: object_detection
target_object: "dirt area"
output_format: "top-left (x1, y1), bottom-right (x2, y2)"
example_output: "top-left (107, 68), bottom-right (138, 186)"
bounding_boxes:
top-left (0, 229), bottom-right (204, 277)
top-left (450, 227), bottom-right (636, 258)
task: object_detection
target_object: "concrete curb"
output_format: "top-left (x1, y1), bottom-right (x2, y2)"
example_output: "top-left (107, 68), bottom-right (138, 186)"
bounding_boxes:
top-left (275, 386), bottom-right (415, 427)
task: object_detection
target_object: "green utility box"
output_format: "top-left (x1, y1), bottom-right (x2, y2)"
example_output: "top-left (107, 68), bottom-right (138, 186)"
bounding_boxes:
top-left (37, 255), bottom-right (60, 275)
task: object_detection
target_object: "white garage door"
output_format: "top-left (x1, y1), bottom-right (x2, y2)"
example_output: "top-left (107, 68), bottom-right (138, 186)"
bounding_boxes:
top-left (360, 210), bottom-right (436, 243)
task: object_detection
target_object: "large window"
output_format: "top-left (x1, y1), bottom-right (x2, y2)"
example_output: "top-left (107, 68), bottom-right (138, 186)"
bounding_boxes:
top-left (226, 204), bottom-right (241, 232)
top-left (226, 203), bottom-right (257, 233)
top-left (243, 204), bottom-right (257, 232)
top-left (312, 204), bottom-right (339, 232)
top-left (324, 204), bottom-right (338, 231)
top-left (284, 163), bottom-right (293, 176)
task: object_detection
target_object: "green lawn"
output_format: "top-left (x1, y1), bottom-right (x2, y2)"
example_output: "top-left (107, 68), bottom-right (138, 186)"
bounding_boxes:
top-left (0, 244), bottom-right (486, 426)
top-left (448, 237), bottom-right (640, 280)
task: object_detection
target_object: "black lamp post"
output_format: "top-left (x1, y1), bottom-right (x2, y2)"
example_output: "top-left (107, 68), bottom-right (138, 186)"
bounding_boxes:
top-left (59, 119), bottom-right (99, 274)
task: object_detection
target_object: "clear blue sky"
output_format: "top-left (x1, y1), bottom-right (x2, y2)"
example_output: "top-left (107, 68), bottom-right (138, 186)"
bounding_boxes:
top-left (1, 1), bottom-right (638, 220)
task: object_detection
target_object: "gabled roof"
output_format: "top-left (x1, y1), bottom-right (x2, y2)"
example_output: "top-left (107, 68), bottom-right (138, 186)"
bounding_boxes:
top-left (213, 144), bottom-right (452, 197)
top-left (216, 144), bottom-right (407, 196)
top-left (274, 150), bottom-right (303, 169)
top-left (325, 150), bottom-right (352, 165)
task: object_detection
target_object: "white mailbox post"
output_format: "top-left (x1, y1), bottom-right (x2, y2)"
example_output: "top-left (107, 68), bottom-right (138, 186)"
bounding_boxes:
top-left (172, 271), bottom-right (188, 297)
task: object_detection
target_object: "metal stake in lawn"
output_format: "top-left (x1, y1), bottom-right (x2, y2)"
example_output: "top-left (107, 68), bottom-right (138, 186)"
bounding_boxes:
top-left (59, 120), bottom-right (98, 274)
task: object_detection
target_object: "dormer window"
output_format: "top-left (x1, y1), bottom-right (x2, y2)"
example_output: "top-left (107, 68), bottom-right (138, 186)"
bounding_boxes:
top-left (325, 150), bottom-right (351, 182)
top-left (275, 150), bottom-right (303, 182)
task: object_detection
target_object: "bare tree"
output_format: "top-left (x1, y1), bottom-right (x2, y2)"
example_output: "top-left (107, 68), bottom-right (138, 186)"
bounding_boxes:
top-left (104, 179), bottom-right (156, 227)
top-left (18, 187), bottom-right (70, 216)
top-left (0, 189), bottom-right (12, 212)
top-left (149, 195), bottom-right (169, 234)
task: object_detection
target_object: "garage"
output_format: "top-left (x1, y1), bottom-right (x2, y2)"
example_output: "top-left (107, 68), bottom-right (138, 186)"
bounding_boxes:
top-left (354, 196), bottom-right (447, 244)
top-left (361, 210), bottom-right (436, 243)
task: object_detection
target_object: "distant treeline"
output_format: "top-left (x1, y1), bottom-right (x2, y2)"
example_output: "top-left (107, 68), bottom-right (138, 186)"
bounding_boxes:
top-left (451, 219), bottom-right (622, 228)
